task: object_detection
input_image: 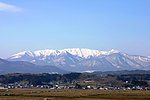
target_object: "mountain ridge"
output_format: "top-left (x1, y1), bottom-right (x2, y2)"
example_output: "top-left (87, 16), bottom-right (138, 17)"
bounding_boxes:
top-left (9, 48), bottom-right (120, 59)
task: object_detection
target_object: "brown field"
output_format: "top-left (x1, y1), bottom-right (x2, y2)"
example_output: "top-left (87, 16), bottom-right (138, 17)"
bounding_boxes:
top-left (0, 89), bottom-right (150, 100)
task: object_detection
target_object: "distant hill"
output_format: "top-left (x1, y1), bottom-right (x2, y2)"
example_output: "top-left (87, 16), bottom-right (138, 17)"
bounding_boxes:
top-left (93, 70), bottom-right (150, 75)
top-left (0, 58), bottom-right (68, 74)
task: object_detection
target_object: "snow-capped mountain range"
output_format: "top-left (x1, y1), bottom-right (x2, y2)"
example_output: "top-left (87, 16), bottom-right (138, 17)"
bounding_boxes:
top-left (8, 48), bottom-right (150, 72)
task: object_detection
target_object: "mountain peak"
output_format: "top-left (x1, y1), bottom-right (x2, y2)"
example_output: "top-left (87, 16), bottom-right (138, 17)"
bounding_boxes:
top-left (10, 51), bottom-right (34, 59)
top-left (110, 49), bottom-right (119, 53)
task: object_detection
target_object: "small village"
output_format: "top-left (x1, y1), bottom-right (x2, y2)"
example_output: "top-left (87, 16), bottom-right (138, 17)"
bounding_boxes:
top-left (1, 82), bottom-right (150, 91)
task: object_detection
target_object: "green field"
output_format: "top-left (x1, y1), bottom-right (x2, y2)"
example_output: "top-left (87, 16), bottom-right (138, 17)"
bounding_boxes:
top-left (0, 89), bottom-right (150, 100)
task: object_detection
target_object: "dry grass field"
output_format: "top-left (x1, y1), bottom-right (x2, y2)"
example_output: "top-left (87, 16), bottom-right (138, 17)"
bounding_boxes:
top-left (0, 89), bottom-right (150, 100)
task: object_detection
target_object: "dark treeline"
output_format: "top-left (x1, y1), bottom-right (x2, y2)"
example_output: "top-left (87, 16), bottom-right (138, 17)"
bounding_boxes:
top-left (0, 73), bottom-right (82, 85)
top-left (117, 74), bottom-right (150, 87)
top-left (0, 72), bottom-right (150, 87)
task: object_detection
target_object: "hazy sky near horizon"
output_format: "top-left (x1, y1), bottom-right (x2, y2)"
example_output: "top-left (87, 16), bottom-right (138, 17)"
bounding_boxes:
top-left (0, 0), bottom-right (150, 58)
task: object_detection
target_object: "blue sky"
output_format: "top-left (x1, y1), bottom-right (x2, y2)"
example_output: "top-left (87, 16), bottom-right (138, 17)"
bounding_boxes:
top-left (0, 0), bottom-right (150, 58)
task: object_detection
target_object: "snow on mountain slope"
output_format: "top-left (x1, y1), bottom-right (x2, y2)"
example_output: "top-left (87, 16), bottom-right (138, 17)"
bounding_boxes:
top-left (10, 48), bottom-right (119, 59)
top-left (8, 48), bottom-right (150, 72)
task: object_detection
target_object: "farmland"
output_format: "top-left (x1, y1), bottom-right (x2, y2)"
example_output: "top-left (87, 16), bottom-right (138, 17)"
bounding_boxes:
top-left (0, 89), bottom-right (150, 100)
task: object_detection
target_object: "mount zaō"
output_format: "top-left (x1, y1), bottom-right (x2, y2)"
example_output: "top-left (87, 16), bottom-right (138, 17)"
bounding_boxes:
top-left (8, 48), bottom-right (150, 72)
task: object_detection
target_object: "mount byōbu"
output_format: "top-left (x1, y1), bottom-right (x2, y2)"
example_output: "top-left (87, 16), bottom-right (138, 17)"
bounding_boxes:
top-left (8, 48), bottom-right (150, 72)
top-left (0, 58), bottom-right (67, 74)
